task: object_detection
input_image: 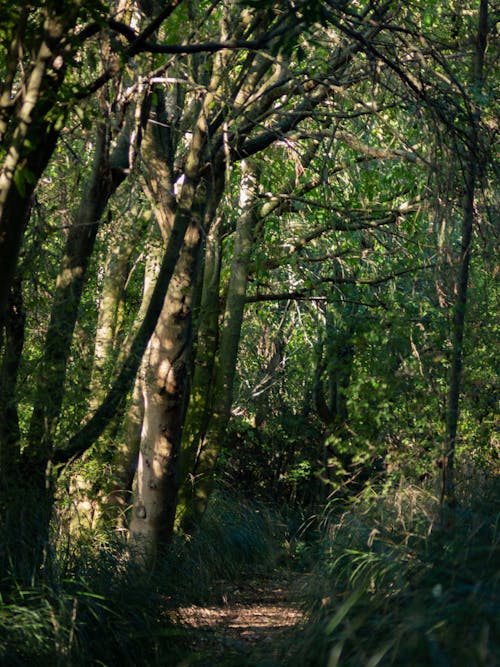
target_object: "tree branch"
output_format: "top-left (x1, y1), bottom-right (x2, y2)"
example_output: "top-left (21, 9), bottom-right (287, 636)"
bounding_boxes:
top-left (245, 262), bottom-right (435, 303)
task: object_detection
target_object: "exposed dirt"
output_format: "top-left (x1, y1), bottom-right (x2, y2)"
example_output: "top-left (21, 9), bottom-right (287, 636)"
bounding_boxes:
top-left (171, 574), bottom-right (304, 666)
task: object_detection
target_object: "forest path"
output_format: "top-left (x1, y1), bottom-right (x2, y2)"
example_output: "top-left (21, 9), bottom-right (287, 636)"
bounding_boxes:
top-left (172, 571), bottom-right (305, 666)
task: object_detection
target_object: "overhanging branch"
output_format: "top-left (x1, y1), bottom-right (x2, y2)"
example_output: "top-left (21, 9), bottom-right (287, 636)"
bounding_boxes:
top-left (245, 262), bottom-right (435, 304)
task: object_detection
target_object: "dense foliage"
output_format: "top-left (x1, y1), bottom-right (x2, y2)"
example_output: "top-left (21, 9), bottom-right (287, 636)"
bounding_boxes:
top-left (0, 0), bottom-right (497, 664)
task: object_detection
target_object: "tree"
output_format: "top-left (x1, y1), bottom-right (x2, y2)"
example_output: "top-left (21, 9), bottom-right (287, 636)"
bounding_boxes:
top-left (179, 159), bottom-right (262, 529)
top-left (444, 0), bottom-right (491, 503)
top-left (1, 0), bottom-right (497, 583)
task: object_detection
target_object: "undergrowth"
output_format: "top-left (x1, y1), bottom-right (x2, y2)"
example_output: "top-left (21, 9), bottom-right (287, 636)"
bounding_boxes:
top-left (287, 470), bottom-right (500, 667)
top-left (3, 470), bottom-right (498, 666)
top-left (164, 491), bottom-right (286, 605)
top-left (0, 490), bottom-right (287, 666)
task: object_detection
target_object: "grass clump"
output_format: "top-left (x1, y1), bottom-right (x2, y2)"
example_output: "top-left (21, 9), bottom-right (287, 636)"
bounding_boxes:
top-left (288, 472), bottom-right (500, 667)
top-left (0, 489), bottom-right (288, 666)
top-left (0, 534), bottom-right (175, 667)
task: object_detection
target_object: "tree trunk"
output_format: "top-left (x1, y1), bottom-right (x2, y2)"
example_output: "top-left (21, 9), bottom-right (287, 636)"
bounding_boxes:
top-left (128, 222), bottom-right (201, 563)
top-left (176, 214), bottom-right (225, 525)
top-left (444, 0), bottom-right (488, 504)
top-left (104, 236), bottom-right (164, 527)
top-left (88, 212), bottom-right (146, 413)
top-left (180, 159), bottom-right (261, 529)
top-left (28, 121), bottom-right (128, 452)
top-left (0, 277), bottom-right (25, 477)
top-left (126, 74), bottom-right (217, 560)
top-left (313, 304), bottom-right (356, 483)
top-left (0, 7), bottom-right (80, 328)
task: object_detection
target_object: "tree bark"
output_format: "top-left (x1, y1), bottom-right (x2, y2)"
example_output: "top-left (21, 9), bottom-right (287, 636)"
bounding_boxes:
top-left (444, 0), bottom-right (488, 504)
top-left (104, 236), bottom-right (164, 526)
top-left (180, 159), bottom-right (261, 529)
top-left (0, 6), bottom-right (78, 326)
top-left (176, 217), bottom-right (223, 523)
top-left (88, 211), bottom-right (147, 413)
top-left (128, 222), bottom-right (201, 562)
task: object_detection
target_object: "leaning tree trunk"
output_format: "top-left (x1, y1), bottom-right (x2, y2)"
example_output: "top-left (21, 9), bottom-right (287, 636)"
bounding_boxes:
top-left (0, 4), bottom-right (82, 580)
top-left (28, 121), bottom-right (129, 454)
top-left (88, 213), bottom-right (146, 413)
top-left (0, 6), bottom-right (82, 331)
top-left (14, 123), bottom-right (119, 570)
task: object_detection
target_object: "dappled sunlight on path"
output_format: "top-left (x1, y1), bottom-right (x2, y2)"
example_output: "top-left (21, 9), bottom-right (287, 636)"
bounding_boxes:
top-left (172, 576), bottom-right (304, 665)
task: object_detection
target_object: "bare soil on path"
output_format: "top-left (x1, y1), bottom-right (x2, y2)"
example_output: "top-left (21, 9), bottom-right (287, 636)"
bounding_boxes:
top-left (171, 572), bottom-right (305, 666)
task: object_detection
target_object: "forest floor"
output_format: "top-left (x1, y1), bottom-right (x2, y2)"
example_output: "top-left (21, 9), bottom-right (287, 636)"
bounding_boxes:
top-left (169, 570), bottom-right (305, 666)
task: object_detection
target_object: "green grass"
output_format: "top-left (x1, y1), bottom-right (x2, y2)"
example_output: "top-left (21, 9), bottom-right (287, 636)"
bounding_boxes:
top-left (0, 537), bottom-right (173, 666)
top-left (0, 489), bottom-right (288, 666)
top-left (286, 471), bottom-right (500, 667)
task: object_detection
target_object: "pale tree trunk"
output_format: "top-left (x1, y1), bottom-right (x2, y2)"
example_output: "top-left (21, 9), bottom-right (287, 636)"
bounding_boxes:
top-left (126, 68), bottom-right (216, 559)
top-left (128, 222), bottom-right (201, 562)
top-left (444, 0), bottom-right (488, 504)
top-left (104, 236), bottom-right (164, 527)
top-left (88, 213), bottom-right (147, 413)
top-left (180, 159), bottom-right (261, 530)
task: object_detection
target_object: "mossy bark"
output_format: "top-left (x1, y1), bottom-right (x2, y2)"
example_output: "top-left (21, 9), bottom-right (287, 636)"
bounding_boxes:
top-left (176, 208), bottom-right (224, 525)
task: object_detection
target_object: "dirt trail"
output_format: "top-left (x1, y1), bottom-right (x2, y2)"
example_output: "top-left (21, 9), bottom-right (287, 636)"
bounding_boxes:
top-left (173, 574), bottom-right (304, 666)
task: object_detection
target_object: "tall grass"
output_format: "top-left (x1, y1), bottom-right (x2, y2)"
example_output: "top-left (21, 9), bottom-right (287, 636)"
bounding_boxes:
top-left (0, 489), bottom-right (287, 666)
top-left (162, 490), bottom-right (286, 604)
top-left (0, 533), bottom-right (174, 666)
top-left (287, 469), bottom-right (500, 666)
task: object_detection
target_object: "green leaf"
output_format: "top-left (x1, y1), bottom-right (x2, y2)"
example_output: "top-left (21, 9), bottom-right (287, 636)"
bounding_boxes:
top-left (325, 585), bottom-right (367, 635)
